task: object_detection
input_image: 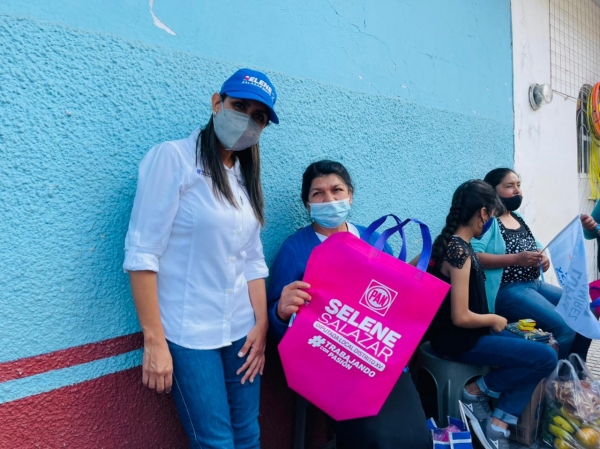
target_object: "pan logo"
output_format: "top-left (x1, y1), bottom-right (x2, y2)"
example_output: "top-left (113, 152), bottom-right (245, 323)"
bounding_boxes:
top-left (359, 280), bottom-right (398, 316)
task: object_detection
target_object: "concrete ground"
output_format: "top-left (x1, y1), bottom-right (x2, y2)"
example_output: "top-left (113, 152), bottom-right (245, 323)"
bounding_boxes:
top-left (586, 339), bottom-right (600, 378)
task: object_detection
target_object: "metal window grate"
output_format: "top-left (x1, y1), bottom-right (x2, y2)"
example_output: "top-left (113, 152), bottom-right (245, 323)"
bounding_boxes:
top-left (577, 84), bottom-right (593, 174)
top-left (550, 0), bottom-right (600, 99)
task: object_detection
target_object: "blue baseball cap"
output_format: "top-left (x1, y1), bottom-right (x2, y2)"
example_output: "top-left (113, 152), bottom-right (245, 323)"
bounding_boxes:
top-left (220, 68), bottom-right (279, 124)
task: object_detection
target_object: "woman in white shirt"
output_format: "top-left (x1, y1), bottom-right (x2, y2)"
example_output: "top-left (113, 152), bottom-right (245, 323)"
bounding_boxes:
top-left (123, 68), bottom-right (278, 449)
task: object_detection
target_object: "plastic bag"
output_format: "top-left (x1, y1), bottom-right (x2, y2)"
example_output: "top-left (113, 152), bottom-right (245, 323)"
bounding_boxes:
top-left (541, 358), bottom-right (600, 448)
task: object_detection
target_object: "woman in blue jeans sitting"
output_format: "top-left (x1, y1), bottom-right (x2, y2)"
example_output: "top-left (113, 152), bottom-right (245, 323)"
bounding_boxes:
top-left (428, 180), bottom-right (557, 449)
top-left (472, 168), bottom-right (591, 360)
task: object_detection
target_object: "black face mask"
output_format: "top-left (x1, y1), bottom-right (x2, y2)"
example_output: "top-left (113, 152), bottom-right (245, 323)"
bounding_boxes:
top-left (500, 194), bottom-right (523, 212)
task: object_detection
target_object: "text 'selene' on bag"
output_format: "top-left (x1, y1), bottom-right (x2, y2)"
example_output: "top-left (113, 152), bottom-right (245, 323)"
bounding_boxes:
top-left (278, 215), bottom-right (450, 420)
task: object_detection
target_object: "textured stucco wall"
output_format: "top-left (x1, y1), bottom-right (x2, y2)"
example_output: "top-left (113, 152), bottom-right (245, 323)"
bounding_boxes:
top-left (0, 0), bottom-right (513, 446)
top-left (0, 0), bottom-right (512, 119)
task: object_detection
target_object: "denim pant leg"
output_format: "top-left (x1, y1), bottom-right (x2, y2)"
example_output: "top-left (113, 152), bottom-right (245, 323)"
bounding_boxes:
top-left (222, 338), bottom-right (261, 449)
top-left (536, 280), bottom-right (563, 306)
top-left (495, 281), bottom-right (575, 359)
top-left (454, 331), bottom-right (557, 425)
top-left (168, 340), bottom-right (235, 449)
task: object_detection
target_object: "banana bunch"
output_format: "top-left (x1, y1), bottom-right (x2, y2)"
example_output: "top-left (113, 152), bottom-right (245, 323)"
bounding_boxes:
top-left (544, 405), bottom-right (600, 449)
top-left (554, 439), bottom-right (577, 449)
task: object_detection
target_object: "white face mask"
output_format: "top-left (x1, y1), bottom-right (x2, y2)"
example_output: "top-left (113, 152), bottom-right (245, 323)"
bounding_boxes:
top-left (213, 101), bottom-right (262, 151)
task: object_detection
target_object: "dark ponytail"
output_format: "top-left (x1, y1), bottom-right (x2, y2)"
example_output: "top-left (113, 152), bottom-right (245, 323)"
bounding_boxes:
top-left (431, 180), bottom-right (503, 264)
top-left (432, 186), bottom-right (466, 264)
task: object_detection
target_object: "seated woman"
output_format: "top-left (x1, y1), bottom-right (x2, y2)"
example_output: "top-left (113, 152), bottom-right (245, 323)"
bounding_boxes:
top-left (428, 179), bottom-right (557, 449)
top-left (472, 168), bottom-right (590, 360)
top-left (267, 160), bottom-right (431, 449)
top-left (582, 205), bottom-right (600, 251)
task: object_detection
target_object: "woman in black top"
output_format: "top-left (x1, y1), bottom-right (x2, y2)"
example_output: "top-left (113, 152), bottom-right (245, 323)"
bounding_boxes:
top-left (428, 180), bottom-right (557, 449)
top-left (429, 235), bottom-right (490, 359)
top-left (473, 168), bottom-right (591, 360)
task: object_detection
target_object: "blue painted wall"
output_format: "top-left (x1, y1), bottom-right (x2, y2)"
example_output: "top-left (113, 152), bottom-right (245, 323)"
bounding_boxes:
top-left (0, 0), bottom-right (513, 365)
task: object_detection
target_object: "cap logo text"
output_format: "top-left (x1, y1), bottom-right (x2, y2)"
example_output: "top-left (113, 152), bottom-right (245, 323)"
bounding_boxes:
top-left (243, 75), bottom-right (275, 100)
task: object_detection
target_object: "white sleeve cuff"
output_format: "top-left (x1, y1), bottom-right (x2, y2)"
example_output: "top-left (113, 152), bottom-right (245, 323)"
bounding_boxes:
top-left (123, 251), bottom-right (160, 273)
top-left (244, 259), bottom-right (269, 282)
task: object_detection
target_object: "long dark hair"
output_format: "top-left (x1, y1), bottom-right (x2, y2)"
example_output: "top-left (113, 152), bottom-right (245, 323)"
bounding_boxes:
top-left (483, 167), bottom-right (518, 190)
top-left (195, 95), bottom-right (265, 225)
top-left (301, 160), bottom-right (354, 205)
top-left (431, 180), bottom-right (503, 264)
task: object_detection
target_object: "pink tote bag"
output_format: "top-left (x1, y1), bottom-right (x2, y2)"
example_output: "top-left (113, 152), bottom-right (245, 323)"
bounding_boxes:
top-left (278, 216), bottom-right (450, 420)
top-left (589, 279), bottom-right (600, 315)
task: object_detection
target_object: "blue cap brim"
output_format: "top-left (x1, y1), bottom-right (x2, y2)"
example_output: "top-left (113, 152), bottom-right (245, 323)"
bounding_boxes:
top-left (222, 90), bottom-right (279, 124)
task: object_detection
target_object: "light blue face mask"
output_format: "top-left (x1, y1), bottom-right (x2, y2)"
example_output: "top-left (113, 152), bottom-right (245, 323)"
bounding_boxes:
top-left (309, 199), bottom-right (351, 229)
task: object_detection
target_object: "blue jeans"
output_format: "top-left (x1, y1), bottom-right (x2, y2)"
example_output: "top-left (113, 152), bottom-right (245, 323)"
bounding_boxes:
top-left (454, 331), bottom-right (557, 425)
top-left (168, 338), bottom-right (261, 449)
top-left (495, 280), bottom-right (576, 359)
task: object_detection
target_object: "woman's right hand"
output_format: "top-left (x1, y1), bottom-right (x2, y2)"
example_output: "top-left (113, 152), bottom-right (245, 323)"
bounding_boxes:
top-left (490, 315), bottom-right (508, 333)
top-left (142, 338), bottom-right (173, 394)
top-left (515, 251), bottom-right (543, 267)
top-left (276, 281), bottom-right (311, 322)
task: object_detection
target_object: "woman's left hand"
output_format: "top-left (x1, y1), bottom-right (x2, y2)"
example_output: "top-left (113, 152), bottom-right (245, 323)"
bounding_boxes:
top-left (236, 320), bottom-right (267, 384)
top-left (581, 214), bottom-right (598, 232)
top-left (540, 253), bottom-right (550, 272)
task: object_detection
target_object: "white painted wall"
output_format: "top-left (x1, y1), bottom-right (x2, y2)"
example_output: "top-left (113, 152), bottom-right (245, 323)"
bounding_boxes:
top-left (511, 0), bottom-right (598, 283)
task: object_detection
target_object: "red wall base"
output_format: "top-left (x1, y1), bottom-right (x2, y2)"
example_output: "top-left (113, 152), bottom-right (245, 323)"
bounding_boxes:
top-left (0, 343), bottom-right (331, 448)
top-left (0, 368), bottom-right (187, 449)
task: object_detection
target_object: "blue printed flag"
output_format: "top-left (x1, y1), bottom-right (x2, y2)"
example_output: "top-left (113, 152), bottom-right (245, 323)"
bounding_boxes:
top-left (547, 216), bottom-right (600, 339)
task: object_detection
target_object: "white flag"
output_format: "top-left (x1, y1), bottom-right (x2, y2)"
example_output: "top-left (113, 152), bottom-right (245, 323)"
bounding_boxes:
top-left (547, 216), bottom-right (600, 340)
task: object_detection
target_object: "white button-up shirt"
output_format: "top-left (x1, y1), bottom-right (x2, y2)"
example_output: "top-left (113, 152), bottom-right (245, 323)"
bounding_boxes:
top-left (123, 129), bottom-right (268, 349)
